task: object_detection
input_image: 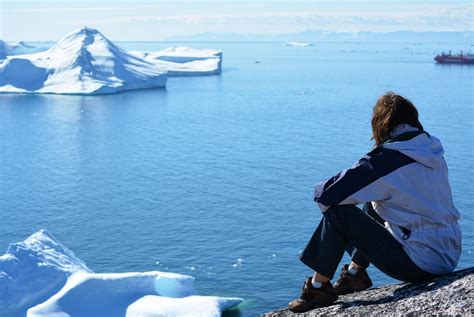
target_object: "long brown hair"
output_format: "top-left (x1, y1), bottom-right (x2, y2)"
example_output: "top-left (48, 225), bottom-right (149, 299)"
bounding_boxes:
top-left (371, 92), bottom-right (423, 146)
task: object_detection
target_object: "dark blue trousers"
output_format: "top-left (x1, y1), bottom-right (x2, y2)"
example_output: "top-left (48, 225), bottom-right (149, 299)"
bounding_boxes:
top-left (300, 203), bottom-right (438, 282)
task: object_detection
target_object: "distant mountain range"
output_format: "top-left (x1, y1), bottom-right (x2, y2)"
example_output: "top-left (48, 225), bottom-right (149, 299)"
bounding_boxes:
top-left (168, 31), bottom-right (474, 43)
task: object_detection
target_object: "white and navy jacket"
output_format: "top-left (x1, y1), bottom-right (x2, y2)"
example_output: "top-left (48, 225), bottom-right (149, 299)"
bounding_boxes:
top-left (314, 124), bottom-right (461, 274)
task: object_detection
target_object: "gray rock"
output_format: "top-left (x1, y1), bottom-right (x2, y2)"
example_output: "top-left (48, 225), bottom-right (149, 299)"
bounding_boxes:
top-left (262, 267), bottom-right (473, 316)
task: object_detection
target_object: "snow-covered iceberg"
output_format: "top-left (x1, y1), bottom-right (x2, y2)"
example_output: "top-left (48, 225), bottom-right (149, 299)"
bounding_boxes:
top-left (0, 230), bottom-right (242, 317)
top-left (149, 58), bottom-right (221, 76)
top-left (0, 40), bottom-right (45, 58)
top-left (137, 46), bottom-right (223, 76)
top-left (0, 27), bottom-right (167, 95)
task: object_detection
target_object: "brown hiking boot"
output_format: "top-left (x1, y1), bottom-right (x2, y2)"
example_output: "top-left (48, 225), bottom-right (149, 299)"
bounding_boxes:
top-left (288, 277), bottom-right (338, 313)
top-left (334, 264), bottom-right (373, 295)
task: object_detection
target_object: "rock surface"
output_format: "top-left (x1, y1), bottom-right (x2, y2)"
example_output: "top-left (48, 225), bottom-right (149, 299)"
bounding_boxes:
top-left (263, 267), bottom-right (473, 316)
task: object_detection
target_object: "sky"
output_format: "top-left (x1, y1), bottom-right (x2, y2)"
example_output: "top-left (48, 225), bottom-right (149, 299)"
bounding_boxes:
top-left (0, 0), bottom-right (473, 41)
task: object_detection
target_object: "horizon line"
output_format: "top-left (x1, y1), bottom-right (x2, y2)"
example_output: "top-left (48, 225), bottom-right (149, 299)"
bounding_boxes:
top-left (3, 29), bottom-right (474, 43)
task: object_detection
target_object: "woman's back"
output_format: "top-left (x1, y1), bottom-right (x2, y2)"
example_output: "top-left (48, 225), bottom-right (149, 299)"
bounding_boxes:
top-left (375, 125), bottom-right (461, 274)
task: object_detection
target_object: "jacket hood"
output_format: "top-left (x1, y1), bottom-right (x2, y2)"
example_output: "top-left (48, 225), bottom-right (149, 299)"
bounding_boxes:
top-left (382, 124), bottom-right (445, 169)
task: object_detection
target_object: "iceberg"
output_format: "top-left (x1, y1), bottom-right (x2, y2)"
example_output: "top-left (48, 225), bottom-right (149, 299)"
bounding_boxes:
top-left (126, 295), bottom-right (243, 317)
top-left (0, 40), bottom-right (45, 58)
top-left (284, 41), bottom-right (313, 47)
top-left (0, 40), bottom-right (12, 59)
top-left (149, 58), bottom-right (221, 76)
top-left (0, 40), bottom-right (24, 59)
top-left (146, 46), bottom-right (222, 63)
top-left (137, 46), bottom-right (223, 76)
top-left (0, 27), bottom-right (167, 95)
top-left (0, 230), bottom-right (91, 316)
top-left (0, 230), bottom-right (243, 317)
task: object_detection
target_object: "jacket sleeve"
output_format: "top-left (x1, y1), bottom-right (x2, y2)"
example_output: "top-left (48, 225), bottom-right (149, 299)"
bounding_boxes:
top-left (314, 147), bottom-right (416, 213)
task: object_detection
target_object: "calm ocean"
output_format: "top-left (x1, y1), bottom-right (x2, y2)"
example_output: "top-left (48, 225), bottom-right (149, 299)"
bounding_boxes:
top-left (0, 41), bottom-right (472, 316)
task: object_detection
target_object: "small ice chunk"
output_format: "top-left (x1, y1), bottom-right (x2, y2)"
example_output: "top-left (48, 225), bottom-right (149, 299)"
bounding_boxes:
top-left (126, 295), bottom-right (243, 317)
top-left (284, 41), bottom-right (312, 47)
top-left (232, 258), bottom-right (243, 268)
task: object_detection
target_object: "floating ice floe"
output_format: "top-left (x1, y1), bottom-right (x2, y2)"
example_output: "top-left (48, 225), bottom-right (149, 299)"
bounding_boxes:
top-left (135, 46), bottom-right (223, 76)
top-left (0, 230), bottom-right (242, 317)
top-left (0, 27), bottom-right (168, 95)
top-left (284, 41), bottom-right (313, 47)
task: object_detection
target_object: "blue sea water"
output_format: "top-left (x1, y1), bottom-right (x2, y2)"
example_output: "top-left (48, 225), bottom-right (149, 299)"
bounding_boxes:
top-left (0, 41), bottom-right (473, 316)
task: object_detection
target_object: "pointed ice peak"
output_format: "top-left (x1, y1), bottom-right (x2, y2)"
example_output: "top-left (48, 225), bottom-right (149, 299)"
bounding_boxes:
top-left (4, 229), bottom-right (91, 274)
top-left (79, 26), bottom-right (100, 34)
top-left (58, 26), bottom-right (109, 45)
top-left (65, 26), bottom-right (102, 39)
top-left (24, 229), bottom-right (57, 243)
top-left (46, 26), bottom-right (121, 65)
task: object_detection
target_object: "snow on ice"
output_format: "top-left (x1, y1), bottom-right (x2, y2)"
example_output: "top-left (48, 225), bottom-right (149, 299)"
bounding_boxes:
top-left (135, 46), bottom-right (222, 76)
top-left (0, 27), bottom-right (223, 94)
top-left (0, 27), bottom-right (168, 94)
top-left (0, 230), bottom-right (242, 317)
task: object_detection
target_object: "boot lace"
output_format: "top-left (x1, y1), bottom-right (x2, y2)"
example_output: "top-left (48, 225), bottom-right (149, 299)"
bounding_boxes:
top-left (299, 278), bottom-right (313, 301)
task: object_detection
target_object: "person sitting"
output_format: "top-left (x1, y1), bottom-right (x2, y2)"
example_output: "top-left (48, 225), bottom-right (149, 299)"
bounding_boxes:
top-left (289, 92), bottom-right (462, 313)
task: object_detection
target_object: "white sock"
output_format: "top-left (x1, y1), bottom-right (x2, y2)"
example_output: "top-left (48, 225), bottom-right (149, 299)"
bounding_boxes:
top-left (348, 268), bottom-right (358, 275)
top-left (348, 263), bottom-right (360, 275)
top-left (311, 277), bottom-right (323, 289)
